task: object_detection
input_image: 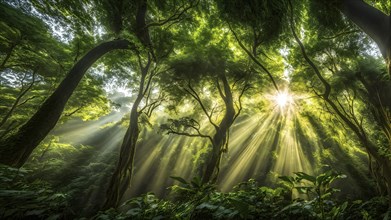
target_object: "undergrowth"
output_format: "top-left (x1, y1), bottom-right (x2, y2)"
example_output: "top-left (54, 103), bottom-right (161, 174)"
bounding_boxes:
top-left (0, 164), bottom-right (389, 219)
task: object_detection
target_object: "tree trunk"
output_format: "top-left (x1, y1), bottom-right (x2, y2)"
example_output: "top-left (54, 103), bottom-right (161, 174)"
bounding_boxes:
top-left (103, 56), bottom-right (151, 209)
top-left (386, 163), bottom-right (391, 207)
top-left (202, 129), bottom-right (225, 184)
top-left (290, 1), bottom-right (391, 206)
top-left (0, 120), bottom-right (18, 139)
top-left (383, 160), bottom-right (391, 207)
top-left (0, 39), bottom-right (131, 168)
top-left (339, 0), bottom-right (391, 75)
top-left (356, 74), bottom-right (391, 205)
top-left (202, 74), bottom-right (236, 184)
top-left (102, 103), bottom-right (140, 209)
top-left (369, 129), bottom-right (391, 207)
top-left (202, 122), bottom-right (234, 184)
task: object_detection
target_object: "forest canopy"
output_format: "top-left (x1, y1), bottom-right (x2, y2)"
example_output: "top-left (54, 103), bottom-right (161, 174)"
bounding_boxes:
top-left (0, 0), bottom-right (391, 219)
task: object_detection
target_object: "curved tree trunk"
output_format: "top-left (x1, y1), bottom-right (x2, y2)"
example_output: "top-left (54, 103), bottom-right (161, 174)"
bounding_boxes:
top-left (103, 55), bottom-right (151, 209)
top-left (0, 39), bottom-right (131, 168)
top-left (339, 0), bottom-right (391, 75)
top-left (202, 74), bottom-right (236, 184)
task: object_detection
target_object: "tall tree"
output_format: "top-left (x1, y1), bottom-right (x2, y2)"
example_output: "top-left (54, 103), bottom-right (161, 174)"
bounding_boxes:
top-left (162, 41), bottom-right (250, 184)
top-left (338, 0), bottom-right (391, 74)
top-left (0, 0), bottom-right (138, 167)
top-left (289, 0), bottom-right (391, 206)
top-left (0, 39), bottom-right (133, 167)
top-left (103, 0), bottom-right (196, 209)
top-left (216, 0), bottom-right (289, 92)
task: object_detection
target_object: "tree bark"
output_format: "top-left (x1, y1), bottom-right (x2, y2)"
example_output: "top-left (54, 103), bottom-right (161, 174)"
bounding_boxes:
top-left (386, 162), bottom-right (391, 207)
top-left (102, 102), bottom-right (140, 209)
top-left (339, 0), bottom-right (391, 74)
top-left (363, 140), bottom-right (391, 207)
top-left (202, 74), bottom-right (236, 184)
top-left (0, 39), bottom-right (132, 168)
top-left (0, 120), bottom-right (18, 139)
top-left (103, 54), bottom-right (151, 209)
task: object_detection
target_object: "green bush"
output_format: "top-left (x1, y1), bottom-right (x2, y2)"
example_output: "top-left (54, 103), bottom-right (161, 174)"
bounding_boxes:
top-left (0, 165), bottom-right (70, 219)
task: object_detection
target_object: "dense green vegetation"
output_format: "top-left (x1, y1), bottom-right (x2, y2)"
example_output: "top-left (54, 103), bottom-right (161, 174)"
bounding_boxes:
top-left (1, 164), bottom-right (390, 219)
top-left (0, 0), bottom-right (391, 219)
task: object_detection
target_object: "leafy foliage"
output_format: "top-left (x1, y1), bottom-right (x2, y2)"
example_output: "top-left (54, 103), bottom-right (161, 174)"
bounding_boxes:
top-left (278, 168), bottom-right (348, 219)
top-left (0, 165), bottom-right (70, 219)
top-left (92, 175), bottom-right (389, 219)
top-left (216, 0), bottom-right (288, 45)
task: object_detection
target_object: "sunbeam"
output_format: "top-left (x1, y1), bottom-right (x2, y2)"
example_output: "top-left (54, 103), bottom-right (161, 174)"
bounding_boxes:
top-left (43, 88), bottom-right (371, 203)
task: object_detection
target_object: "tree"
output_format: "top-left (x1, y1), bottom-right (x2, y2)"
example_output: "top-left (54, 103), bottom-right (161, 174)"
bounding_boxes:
top-left (0, 0), bottom-right (140, 167)
top-left (103, 50), bottom-right (155, 209)
top-left (216, 0), bottom-right (289, 92)
top-left (103, 0), bottom-right (196, 209)
top-left (288, 0), bottom-right (391, 206)
top-left (162, 35), bottom-right (250, 183)
top-left (338, 0), bottom-right (391, 74)
top-left (0, 39), bottom-right (133, 167)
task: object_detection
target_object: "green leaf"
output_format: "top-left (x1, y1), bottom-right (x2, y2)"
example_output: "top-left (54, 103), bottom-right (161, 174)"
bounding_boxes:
top-left (152, 215), bottom-right (166, 220)
top-left (169, 176), bottom-right (188, 185)
top-left (294, 186), bottom-right (312, 194)
top-left (294, 172), bottom-right (316, 183)
top-left (196, 202), bottom-right (218, 210)
top-left (126, 208), bottom-right (142, 216)
top-left (278, 175), bottom-right (295, 185)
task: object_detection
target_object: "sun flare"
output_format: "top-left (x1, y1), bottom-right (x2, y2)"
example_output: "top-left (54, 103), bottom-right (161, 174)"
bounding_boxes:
top-left (274, 91), bottom-right (293, 108)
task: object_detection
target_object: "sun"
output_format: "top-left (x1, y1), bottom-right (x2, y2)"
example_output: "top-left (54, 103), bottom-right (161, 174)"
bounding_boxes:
top-left (274, 91), bottom-right (293, 108)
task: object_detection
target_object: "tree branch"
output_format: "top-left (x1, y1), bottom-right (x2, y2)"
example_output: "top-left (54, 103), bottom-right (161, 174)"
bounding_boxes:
top-left (183, 80), bottom-right (219, 129)
top-left (233, 83), bottom-right (251, 123)
top-left (17, 95), bottom-right (38, 107)
top-left (321, 29), bottom-right (360, 40)
top-left (289, 0), bottom-right (371, 149)
top-left (216, 78), bottom-right (226, 101)
top-left (64, 106), bottom-right (84, 117)
top-left (288, 0), bottom-right (331, 99)
top-left (228, 22), bottom-right (279, 92)
top-left (146, 0), bottom-right (197, 28)
top-left (0, 69), bottom-right (37, 128)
